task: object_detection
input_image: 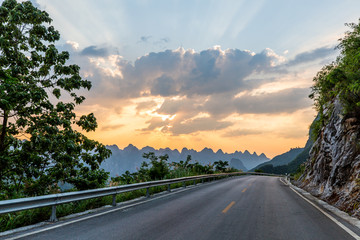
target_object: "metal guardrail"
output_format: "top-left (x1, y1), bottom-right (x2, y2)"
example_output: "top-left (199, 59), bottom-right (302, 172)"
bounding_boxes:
top-left (0, 172), bottom-right (283, 222)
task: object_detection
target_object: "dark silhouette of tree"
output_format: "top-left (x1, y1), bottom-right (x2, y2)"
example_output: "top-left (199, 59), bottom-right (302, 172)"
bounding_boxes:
top-left (0, 0), bottom-right (111, 197)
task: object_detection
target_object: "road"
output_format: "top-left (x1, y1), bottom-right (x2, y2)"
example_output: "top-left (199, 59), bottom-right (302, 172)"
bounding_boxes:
top-left (4, 176), bottom-right (360, 240)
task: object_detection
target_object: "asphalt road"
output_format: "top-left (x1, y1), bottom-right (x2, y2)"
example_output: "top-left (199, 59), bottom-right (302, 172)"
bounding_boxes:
top-left (4, 176), bottom-right (360, 240)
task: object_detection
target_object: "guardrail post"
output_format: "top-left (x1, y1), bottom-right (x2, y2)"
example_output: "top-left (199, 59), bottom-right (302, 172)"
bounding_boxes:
top-left (50, 205), bottom-right (57, 222)
top-left (112, 194), bottom-right (117, 206)
top-left (202, 178), bottom-right (204, 184)
top-left (193, 180), bottom-right (196, 186)
top-left (167, 184), bottom-right (171, 192)
top-left (146, 187), bottom-right (150, 198)
top-left (183, 181), bottom-right (186, 188)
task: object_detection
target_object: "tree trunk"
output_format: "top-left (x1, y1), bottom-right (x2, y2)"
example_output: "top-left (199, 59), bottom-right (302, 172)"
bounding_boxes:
top-left (0, 110), bottom-right (8, 152)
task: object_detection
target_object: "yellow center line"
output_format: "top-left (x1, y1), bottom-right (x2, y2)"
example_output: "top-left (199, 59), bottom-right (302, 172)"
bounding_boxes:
top-left (242, 188), bottom-right (247, 192)
top-left (222, 201), bottom-right (236, 214)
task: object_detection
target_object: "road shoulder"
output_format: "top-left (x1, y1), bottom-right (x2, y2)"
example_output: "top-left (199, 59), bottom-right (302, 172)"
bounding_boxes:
top-left (280, 177), bottom-right (360, 238)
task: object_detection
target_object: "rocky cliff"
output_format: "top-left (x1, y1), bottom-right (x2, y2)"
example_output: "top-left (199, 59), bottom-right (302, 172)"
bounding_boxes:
top-left (298, 99), bottom-right (360, 218)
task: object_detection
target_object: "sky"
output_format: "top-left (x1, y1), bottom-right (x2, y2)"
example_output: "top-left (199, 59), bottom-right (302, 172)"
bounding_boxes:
top-left (29, 0), bottom-right (360, 158)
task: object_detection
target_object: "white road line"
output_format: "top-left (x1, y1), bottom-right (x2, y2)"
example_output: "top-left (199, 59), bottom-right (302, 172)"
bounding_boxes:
top-left (280, 178), bottom-right (360, 240)
top-left (4, 187), bottom-right (193, 240)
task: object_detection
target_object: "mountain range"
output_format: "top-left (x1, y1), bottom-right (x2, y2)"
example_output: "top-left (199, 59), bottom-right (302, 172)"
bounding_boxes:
top-left (101, 144), bottom-right (270, 177)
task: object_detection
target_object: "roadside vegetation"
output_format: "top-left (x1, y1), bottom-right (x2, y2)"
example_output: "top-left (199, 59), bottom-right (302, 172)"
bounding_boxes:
top-left (0, 0), bottom-right (111, 201)
top-left (1, 151), bottom-right (237, 232)
top-left (309, 19), bottom-right (360, 137)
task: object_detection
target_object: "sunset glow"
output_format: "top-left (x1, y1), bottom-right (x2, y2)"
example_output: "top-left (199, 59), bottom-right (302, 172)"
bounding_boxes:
top-left (32, 0), bottom-right (360, 158)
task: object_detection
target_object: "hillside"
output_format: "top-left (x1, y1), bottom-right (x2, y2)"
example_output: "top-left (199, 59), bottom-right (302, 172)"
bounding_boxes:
top-left (252, 122), bottom-right (315, 174)
top-left (251, 147), bottom-right (304, 172)
top-left (230, 158), bottom-right (248, 172)
top-left (101, 144), bottom-right (268, 176)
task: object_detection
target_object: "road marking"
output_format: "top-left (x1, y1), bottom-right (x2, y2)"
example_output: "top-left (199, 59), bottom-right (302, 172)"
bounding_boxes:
top-left (282, 180), bottom-right (360, 240)
top-left (222, 201), bottom-right (236, 214)
top-left (242, 188), bottom-right (247, 192)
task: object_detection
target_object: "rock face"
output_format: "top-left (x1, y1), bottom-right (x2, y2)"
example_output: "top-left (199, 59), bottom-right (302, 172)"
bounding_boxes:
top-left (299, 99), bottom-right (360, 218)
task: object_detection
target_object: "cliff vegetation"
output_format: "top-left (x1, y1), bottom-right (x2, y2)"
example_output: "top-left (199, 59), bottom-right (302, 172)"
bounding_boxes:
top-left (299, 19), bottom-right (360, 218)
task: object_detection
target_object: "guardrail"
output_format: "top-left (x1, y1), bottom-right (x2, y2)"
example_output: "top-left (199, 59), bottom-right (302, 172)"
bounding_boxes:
top-left (0, 172), bottom-right (283, 222)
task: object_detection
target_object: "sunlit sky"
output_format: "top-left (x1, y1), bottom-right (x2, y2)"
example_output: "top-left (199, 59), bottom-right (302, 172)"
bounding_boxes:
top-left (31, 0), bottom-right (360, 158)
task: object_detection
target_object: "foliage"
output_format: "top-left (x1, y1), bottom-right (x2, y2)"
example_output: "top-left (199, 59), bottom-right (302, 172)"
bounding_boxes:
top-left (2, 152), bottom-right (239, 232)
top-left (110, 153), bottom-right (220, 186)
top-left (213, 160), bottom-right (229, 172)
top-left (0, 0), bottom-right (111, 197)
top-left (66, 168), bottom-right (109, 191)
top-left (293, 163), bottom-right (306, 181)
top-left (169, 155), bottom-right (214, 177)
top-left (141, 152), bottom-right (170, 180)
top-left (310, 19), bottom-right (360, 137)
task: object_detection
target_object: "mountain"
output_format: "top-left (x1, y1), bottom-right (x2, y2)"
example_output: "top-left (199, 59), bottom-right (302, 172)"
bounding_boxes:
top-left (229, 158), bottom-right (247, 172)
top-left (285, 128), bottom-right (314, 173)
top-left (251, 147), bottom-right (304, 172)
top-left (101, 145), bottom-right (269, 176)
top-left (248, 121), bottom-right (315, 175)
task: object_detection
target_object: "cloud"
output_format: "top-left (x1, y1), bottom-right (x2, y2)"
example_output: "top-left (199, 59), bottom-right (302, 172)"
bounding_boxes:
top-left (232, 88), bottom-right (311, 114)
top-left (112, 47), bottom-right (283, 98)
top-left (138, 36), bottom-right (170, 47)
top-left (160, 38), bottom-right (170, 43)
top-left (171, 117), bottom-right (232, 135)
top-left (222, 129), bottom-right (264, 137)
top-left (142, 117), bottom-right (170, 132)
top-left (80, 45), bottom-right (109, 57)
top-left (61, 44), bottom-right (327, 135)
top-left (150, 75), bottom-right (178, 96)
top-left (101, 123), bottom-right (124, 131)
top-left (136, 100), bottom-right (158, 113)
top-left (66, 45), bottom-right (291, 100)
top-left (142, 116), bottom-right (232, 135)
top-left (138, 36), bottom-right (152, 43)
top-left (287, 46), bottom-right (336, 66)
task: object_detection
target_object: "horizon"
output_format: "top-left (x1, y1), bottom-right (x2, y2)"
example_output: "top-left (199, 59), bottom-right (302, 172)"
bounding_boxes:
top-left (30, 0), bottom-right (360, 159)
top-left (107, 142), bottom-right (303, 159)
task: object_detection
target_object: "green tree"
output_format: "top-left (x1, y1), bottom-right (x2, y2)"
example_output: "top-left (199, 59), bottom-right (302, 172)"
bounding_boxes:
top-left (141, 152), bottom-right (170, 180)
top-left (310, 19), bottom-right (360, 136)
top-left (213, 160), bottom-right (229, 172)
top-left (0, 0), bottom-right (111, 197)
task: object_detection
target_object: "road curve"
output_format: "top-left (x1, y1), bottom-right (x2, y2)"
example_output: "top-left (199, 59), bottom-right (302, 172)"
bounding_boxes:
top-left (4, 176), bottom-right (360, 240)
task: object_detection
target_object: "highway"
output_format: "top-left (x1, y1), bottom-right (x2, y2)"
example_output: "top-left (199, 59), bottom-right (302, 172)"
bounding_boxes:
top-left (3, 176), bottom-right (360, 240)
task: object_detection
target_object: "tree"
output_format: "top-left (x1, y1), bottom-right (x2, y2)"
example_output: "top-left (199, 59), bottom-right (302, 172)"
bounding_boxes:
top-left (141, 152), bottom-right (170, 180)
top-left (213, 160), bottom-right (229, 172)
top-left (310, 19), bottom-right (360, 137)
top-left (0, 0), bottom-right (111, 197)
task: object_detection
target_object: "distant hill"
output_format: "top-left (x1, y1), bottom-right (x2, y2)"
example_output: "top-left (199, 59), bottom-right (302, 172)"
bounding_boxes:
top-left (285, 133), bottom-right (314, 173)
top-left (251, 118), bottom-right (315, 175)
top-left (251, 147), bottom-right (304, 172)
top-left (229, 158), bottom-right (247, 172)
top-left (101, 144), bottom-right (268, 177)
